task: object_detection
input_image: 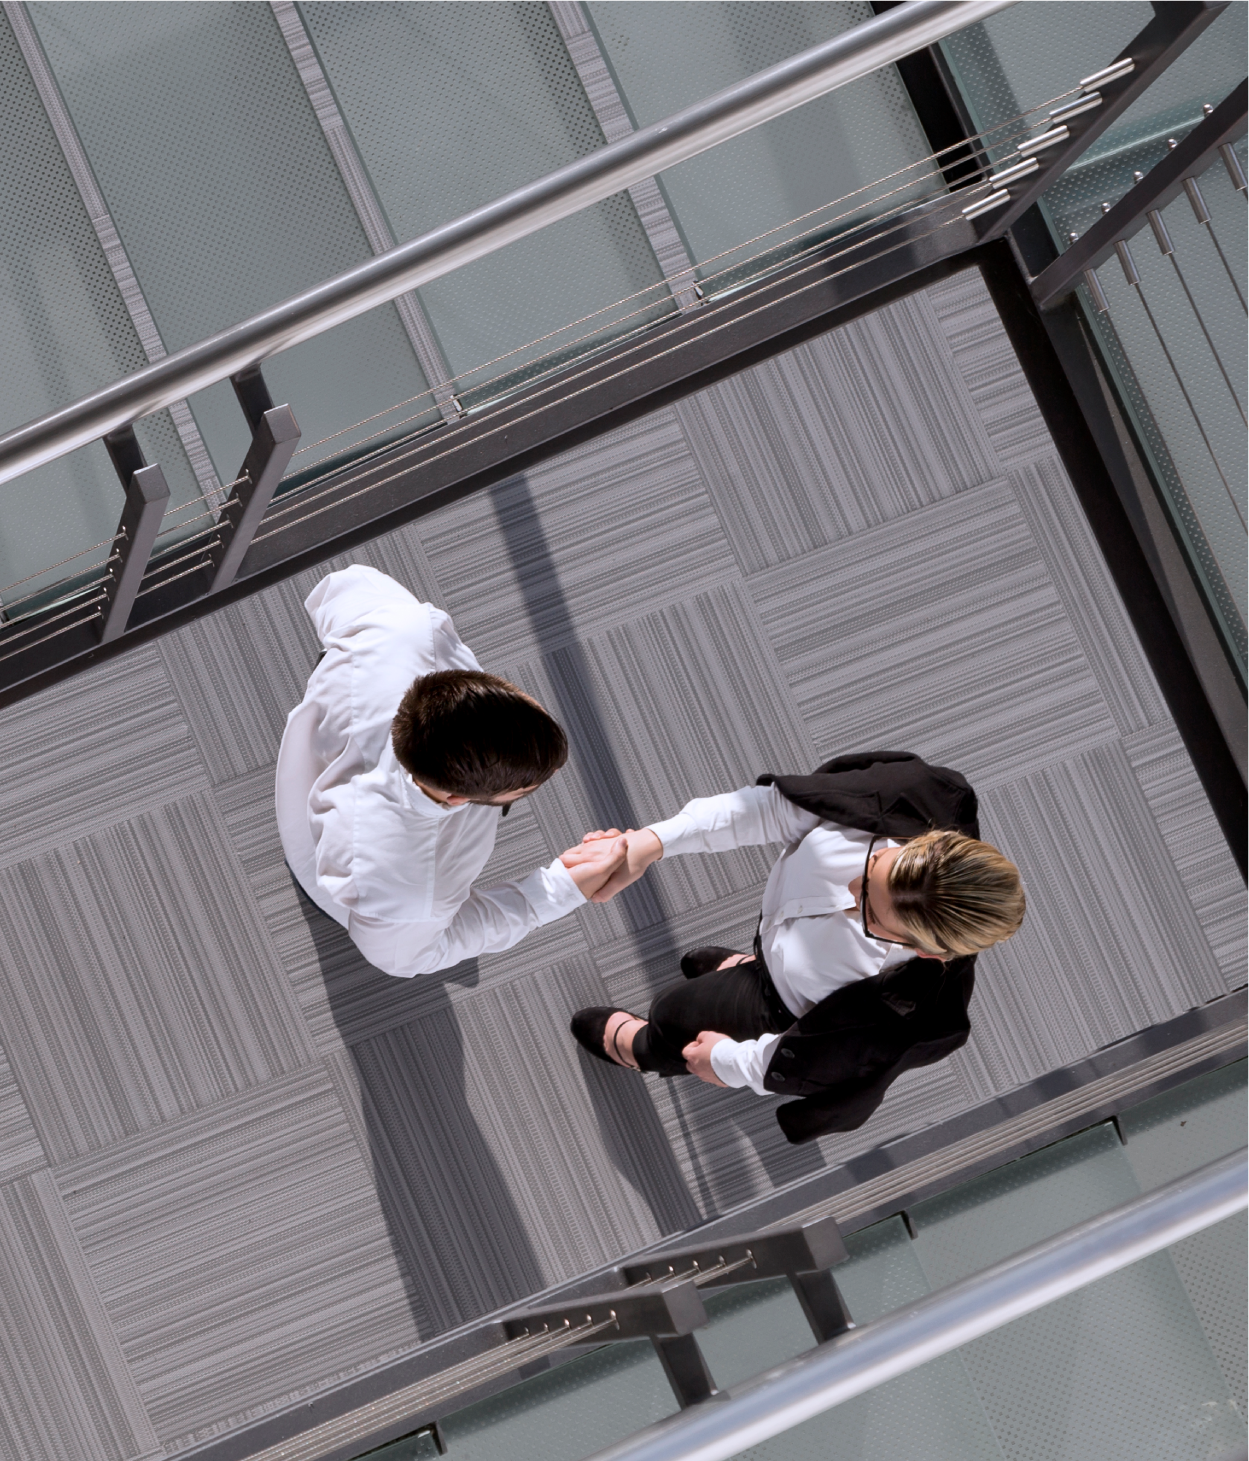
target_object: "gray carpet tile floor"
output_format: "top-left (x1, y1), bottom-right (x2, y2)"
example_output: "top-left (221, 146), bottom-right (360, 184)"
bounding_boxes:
top-left (0, 263), bottom-right (1241, 1459)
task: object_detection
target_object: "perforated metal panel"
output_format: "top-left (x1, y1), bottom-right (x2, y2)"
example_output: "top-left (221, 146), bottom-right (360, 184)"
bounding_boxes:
top-left (729, 1220), bottom-right (1006, 1461)
top-left (0, 7), bottom-right (197, 599)
top-left (298, 1), bottom-right (670, 393)
top-left (584, 1), bottom-right (940, 279)
top-left (910, 1124), bottom-right (1246, 1461)
top-left (1121, 1062), bottom-right (1249, 1423)
top-left (28, 0), bottom-right (427, 485)
top-left (433, 1338), bottom-right (674, 1461)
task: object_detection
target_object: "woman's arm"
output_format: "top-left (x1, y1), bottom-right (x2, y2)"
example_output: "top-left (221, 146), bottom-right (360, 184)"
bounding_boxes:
top-left (647, 784), bottom-right (820, 857)
top-left (564, 784), bottom-right (821, 902)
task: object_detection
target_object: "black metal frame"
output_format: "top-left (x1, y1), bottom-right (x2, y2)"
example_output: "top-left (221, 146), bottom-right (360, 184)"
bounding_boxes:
top-left (1031, 78), bottom-right (1249, 307)
top-left (974, 2), bottom-right (1228, 241)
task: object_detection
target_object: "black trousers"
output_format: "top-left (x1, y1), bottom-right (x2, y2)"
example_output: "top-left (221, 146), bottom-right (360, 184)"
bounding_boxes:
top-left (632, 953), bottom-right (795, 1077)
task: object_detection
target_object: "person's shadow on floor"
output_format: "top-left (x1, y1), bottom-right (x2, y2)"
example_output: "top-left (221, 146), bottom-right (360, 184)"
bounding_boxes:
top-left (293, 887), bottom-right (547, 1338)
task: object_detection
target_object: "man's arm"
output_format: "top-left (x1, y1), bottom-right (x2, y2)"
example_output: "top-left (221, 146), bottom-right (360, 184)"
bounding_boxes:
top-left (348, 837), bottom-right (627, 977)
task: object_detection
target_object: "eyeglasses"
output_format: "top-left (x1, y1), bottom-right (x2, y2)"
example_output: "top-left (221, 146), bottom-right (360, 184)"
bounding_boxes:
top-left (860, 836), bottom-right (913, 947)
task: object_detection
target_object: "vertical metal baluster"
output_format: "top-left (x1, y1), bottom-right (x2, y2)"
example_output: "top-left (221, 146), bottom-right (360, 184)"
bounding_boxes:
top-left (789, 1269), bottom-right (854, 1344)
top-left (1145, 185), bottom-right (1249, 441)
top-left (100, 427), bottom-right (170, 642)
top-left (650, 1334), bottom-right (722, 1408)
top-left (1177, 127), bottom-right (1247, 313)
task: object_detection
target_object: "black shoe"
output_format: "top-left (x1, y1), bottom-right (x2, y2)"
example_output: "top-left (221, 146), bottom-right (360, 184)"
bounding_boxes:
top-left (680, 946), bottom-right (743, 980)
top-left (571, 1007), bottom-right (641, 1066)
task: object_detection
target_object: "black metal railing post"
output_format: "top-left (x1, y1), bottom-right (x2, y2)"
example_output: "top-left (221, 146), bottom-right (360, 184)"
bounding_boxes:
top-left (650, 1334), bottom-right (724, 1408)
top-left (205, 366), bottom-right (300, 592)
top-left (789, 1268), bottom-right (855, 1344)
top-left (100, 426), bottom-right (169, 643)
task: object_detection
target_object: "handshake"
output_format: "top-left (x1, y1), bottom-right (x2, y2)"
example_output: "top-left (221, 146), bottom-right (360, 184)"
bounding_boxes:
top-left (558, 827), bottom-right (663, 903)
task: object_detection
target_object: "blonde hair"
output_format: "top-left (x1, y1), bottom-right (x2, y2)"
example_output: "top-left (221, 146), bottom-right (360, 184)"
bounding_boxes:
top-left (886, 830), bottom-right (1025, 959)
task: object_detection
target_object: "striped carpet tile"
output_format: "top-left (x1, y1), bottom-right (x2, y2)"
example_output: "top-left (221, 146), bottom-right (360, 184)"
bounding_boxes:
top-left (55, 1064), bottom-right (422, 1451)
top-left (0, 793), bottom-right (311, 1164)
top-left (0, 645), bottom-right (205, 871)
top-left (748, 479), bottom-right (1120, 789)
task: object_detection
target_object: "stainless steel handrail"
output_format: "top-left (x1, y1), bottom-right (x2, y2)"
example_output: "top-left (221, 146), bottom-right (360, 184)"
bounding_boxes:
top-left (583, 1148), bottom-right (1248, 1461)
top-left (0, 0), bottom-right (1014, 488)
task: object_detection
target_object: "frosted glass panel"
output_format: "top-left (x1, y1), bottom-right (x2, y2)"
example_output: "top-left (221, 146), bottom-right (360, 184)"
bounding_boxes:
top-left (1121, 1062), bottom-right (1248, 1421)
top-left (942, 3), bottom-right (1248, 230)
top-left (910, 1123), bottom-right (1245, 1461)
top-left (0, 8), bottom-right (196, 599)
top-left (29, 1), bottom-right (428, 485)
top-left (433, 1339), bottom-right (674, 1461)
top-left (299, 2), bottom-right (670, 397)
top-left (941, 4), bottom-right (1249, 665)
top-left (727, 1221), bottom-right (1005, 1461)
top-left (586, 1), bottom-right (941, 282)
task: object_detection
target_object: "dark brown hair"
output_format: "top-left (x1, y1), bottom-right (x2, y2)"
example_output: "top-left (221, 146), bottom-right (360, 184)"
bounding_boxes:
top-left (391, 669), bottom-right (567, 798)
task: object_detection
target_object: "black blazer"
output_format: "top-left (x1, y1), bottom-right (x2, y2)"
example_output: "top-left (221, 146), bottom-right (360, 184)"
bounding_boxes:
top-left (754, 751), bottom-right (980, 1145)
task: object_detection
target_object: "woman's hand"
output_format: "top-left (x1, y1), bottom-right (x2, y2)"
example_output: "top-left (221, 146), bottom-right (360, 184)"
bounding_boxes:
top-left (562, 827), bottom-right (664, 902)
top-left (681, 1031), bottom-right (729, 1086)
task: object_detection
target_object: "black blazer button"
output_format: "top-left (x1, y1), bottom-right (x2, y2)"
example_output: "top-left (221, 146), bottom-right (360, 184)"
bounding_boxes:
top-left (781, 1048), bottom-right (795, 1059)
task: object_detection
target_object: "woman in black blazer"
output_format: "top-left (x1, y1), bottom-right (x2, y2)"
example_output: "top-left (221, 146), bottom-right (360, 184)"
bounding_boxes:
top-left (566, 752), bottom-right (1025, 1144)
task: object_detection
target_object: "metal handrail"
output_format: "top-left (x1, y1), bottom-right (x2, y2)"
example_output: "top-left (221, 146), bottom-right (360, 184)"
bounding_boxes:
top-left (0, 0), bottom-right (1013, 489)
top-left (582, 1148), bottom-right (1248, 1461)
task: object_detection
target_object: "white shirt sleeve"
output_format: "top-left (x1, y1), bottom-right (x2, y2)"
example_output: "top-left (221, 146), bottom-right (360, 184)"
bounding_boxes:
top-left (709, 1033), bottom-right (783, 1095)
top-left (645, 783), bottom-right (820, 856)
top-left (346, 857), bottom-right (585, 977)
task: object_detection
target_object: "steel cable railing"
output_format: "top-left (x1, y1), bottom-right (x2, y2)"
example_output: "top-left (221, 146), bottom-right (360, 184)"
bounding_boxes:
top-left (250, 190), bottom-right (981, 544)
top-left (275, 89), bottom-right (1083, 487)
top-left (0, 5), bottom-right (1201, 682)
top-left (581, 1149), bottom-right (1248, 1461)
top-left (246, 1315), bottom-right (620, 1461)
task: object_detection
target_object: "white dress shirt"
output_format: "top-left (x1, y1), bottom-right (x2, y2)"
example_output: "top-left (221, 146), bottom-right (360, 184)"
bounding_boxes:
top-left (645, 784), bottom-right (915, 1094)
top-left (275, 565), bottom-right (584, 976)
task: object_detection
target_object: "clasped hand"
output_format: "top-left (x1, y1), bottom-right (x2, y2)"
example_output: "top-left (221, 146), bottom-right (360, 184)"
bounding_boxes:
top-left (559, 826), bottom-right (663, 902)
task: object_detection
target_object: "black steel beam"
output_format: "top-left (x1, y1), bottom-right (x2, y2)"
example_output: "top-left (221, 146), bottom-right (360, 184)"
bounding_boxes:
top-left (1031, 78), bottom-right (1248, 308)
top-left (979, 244), bottom-right (1247, 868)
top-left (976, 2), bottom-right (1226, 242)
top-left (503, 1279), bottom-right (707, 1341)
top-left (870, 0), bottom-right (988, 191)
top-left (619, 1215), bottom-right (847, 1289)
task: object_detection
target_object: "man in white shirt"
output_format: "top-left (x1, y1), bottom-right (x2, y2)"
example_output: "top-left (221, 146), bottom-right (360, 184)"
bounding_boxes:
top-left (564, 752), bottom-right (1023, 1143)
top-left (276, 564), bottom-right (625, 977)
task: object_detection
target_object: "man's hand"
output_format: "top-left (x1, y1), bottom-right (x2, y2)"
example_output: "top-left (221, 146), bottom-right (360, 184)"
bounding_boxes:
top-left (562, 827), bottom-right (663, 903)
top-left (562, 834), bottom-right (628, 900)
top-left (681, 1031), bottom-right (730, 1086)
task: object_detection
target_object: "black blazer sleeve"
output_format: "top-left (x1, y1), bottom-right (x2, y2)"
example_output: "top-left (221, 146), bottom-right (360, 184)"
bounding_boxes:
top-left (766, 956), bottom-right (976, 1145)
